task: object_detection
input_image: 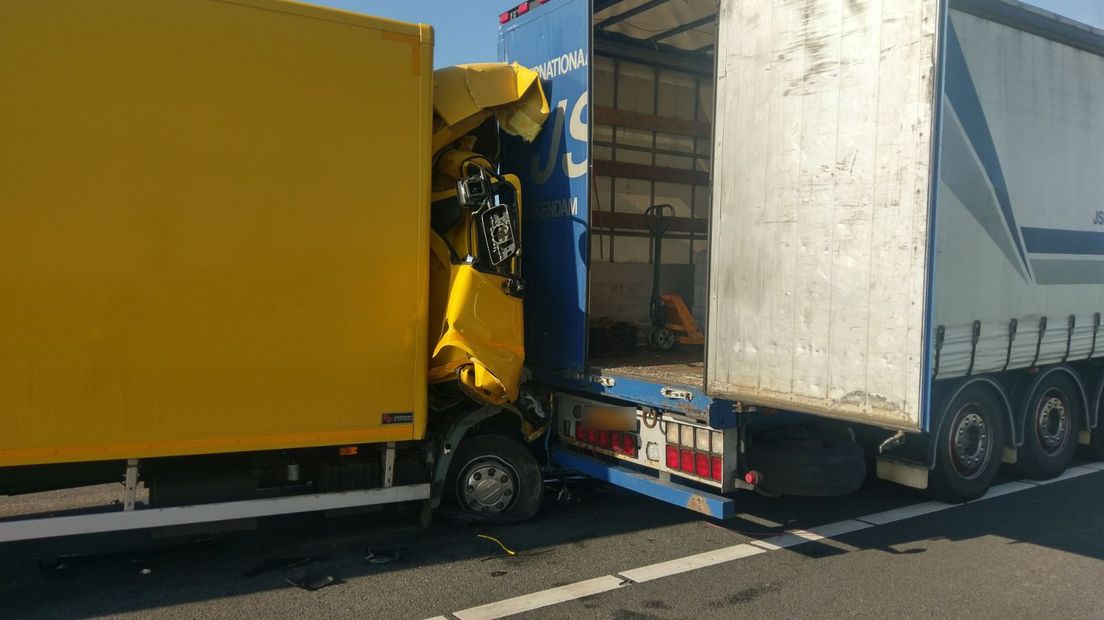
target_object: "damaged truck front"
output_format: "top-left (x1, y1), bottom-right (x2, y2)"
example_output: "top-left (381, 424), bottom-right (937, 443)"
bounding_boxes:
top-left (0, 1), bottom-right (549, 542)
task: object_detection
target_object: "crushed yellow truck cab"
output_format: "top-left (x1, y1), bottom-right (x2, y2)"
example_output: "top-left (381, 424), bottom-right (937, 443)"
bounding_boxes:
top-left (427, 63), bottom-right (548, 406)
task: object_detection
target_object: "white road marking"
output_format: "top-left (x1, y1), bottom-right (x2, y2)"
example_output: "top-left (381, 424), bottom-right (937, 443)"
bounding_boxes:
top-left (751, 518), bottom-right (874, 551)
top-left (1029, 465), bottom-right (1096, 484)
top-left (734, 512), bottom-right (785, 528)
top-left (855, 500), bottom-right (957, 525)
top-left (619, 543), bottom-right (766, 583)
top-left (430, 467), bottom-right (1103, 620)
top-left (967, 480), bottom-right (1035, 502)
top-left (452, 575), bottom-right (625, 620)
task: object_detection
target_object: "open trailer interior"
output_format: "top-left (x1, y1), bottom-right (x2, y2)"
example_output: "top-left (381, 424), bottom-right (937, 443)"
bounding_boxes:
top-left (585, 0), bottom-right (720, 390)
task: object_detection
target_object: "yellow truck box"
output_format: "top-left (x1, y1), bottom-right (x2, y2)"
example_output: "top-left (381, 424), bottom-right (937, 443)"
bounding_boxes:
top-left (0, 0), bottom-right (433, 466)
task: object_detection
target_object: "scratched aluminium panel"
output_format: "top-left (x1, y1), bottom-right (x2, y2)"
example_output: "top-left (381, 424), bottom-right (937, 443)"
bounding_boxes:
top-left (707, 0), bottom-right (946, 431)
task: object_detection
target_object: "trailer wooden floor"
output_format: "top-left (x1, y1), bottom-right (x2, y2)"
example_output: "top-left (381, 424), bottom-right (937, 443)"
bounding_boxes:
top-left (589, 350), bottom-right (704, 389)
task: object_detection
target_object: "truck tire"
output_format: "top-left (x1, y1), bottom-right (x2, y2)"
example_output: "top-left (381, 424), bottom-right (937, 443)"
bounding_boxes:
top-left (446, 434), bottom-right (543, 523)
top-left (1017, 373), bottom-right (1081, 479)
top-left (930, 383), bottom-right (1006, 503)
top-left (747, 426), bottom-right (866, 496)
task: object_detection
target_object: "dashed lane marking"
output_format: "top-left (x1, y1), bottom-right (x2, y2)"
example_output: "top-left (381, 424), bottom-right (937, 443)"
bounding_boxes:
top-left (434, 467), bottom-right (1103, 620)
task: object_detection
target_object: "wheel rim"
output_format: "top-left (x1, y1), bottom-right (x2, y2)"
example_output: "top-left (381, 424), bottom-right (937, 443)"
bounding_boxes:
top-left (458, 456), bottom-right (518, 514)
top-left (947, 403), bottom-right (991, 480)
top-left (1034, 388), bottom-right (1071, 456)
top-left (655, 329), bottom-right (675, 349)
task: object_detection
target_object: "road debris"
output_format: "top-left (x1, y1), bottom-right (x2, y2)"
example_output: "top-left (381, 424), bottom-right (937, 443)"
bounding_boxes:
top-left (242, 557), bottom-right (313, 578)
top-left (283, 566), bottom-right (337, 591)
top-left (477, 534), bottom-right (516, 557)
top-left (364, 548), bottom-right (402, 565)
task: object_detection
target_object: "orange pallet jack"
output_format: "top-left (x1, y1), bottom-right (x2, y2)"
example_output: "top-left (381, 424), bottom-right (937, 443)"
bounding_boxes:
top-left (645, 205), bottom-right (705, 351)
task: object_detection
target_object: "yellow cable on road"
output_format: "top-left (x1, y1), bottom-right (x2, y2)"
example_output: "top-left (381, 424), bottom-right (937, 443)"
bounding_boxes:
top-left (477, 534), bottom-right (516, 556)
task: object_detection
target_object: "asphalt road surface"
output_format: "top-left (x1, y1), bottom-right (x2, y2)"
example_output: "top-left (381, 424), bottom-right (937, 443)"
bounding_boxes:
top-left (2, 462), bottom-right (1104, 619)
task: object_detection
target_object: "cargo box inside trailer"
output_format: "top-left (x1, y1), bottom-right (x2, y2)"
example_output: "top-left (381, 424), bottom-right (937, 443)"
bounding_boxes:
top-left (501, 0), bottom-right (1104, 435)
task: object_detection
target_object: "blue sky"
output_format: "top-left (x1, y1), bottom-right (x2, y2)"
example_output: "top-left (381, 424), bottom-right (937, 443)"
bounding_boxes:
top-left (316, 0), bottom-right (504, 67)
top-left (312, 0), bottom-right (1103, 68)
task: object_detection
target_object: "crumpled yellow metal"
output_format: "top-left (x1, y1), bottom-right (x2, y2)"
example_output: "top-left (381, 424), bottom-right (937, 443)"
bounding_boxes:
top-left (427, 62), bottom-right (547, 406)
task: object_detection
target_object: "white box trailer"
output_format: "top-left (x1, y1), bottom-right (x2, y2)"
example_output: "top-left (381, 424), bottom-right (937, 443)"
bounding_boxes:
top-left (501, 0), bottom-right (1104, 510)
top-left (712, 0), bottom-right (1104, 432)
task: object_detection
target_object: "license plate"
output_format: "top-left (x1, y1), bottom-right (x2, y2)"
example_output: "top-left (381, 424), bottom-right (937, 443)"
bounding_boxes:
top-left (581, 406), bottom-right (637, 432)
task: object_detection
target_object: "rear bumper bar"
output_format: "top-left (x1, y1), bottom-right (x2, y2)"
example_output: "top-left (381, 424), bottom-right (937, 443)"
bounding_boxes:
top-left (551, 447), bottom-right (735, 519)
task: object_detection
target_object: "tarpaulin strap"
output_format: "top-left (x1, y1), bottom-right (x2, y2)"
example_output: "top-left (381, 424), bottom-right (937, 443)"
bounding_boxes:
top-left (966, 320), bottom-right (981, 376)
top-left (1002, 318), bottom-right (1018, 372)
top-left (1031, 316), bottom-right (1048, 368)
top-left (1062, 314), bottom-right (1076, 363)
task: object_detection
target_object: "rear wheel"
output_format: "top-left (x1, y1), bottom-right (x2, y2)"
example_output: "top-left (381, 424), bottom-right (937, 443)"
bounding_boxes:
top-left (446, 434), bottom-right (542, 523)
top-left (930, 383), bottom-right (1006, 503)
top-left (1017, 373), bottom-right (1081, 479)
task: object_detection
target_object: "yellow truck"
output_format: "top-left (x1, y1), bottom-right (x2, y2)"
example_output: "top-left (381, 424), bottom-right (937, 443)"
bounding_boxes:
top-left (0, 0), bottom-right (548, 540)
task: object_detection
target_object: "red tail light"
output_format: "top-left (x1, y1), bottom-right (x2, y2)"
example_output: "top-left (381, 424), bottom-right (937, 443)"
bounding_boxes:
top-left (499, 11), bottom-right (510, 24)
top-left (679, 449), bottom-right (694, 473)
top-left (622, 434), bottom-right (637, 457)
top-left (665, 444), bottom-right (679, 468)
top-left (575, 423), bottom-right (586, 442)
top-left (610, 431), bottom-right (623, 452)
top-left (516, 1), bottom-right (530, 15)
top-left (587, 429), bottom-right (598, 445)
top-left (597, 430), bottom-right (610, 449)
top-left (711, 456), bottom-right (723, 481)
top-left (695, 452), bottom-right (709, 478)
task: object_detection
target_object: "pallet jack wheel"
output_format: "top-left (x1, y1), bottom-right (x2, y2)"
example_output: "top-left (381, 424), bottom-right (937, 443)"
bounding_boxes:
top-left (649, 327), bottom-right (676, 351)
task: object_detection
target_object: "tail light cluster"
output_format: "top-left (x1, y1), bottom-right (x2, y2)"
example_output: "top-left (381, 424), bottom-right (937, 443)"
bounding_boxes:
top-left (573, 423), bottom-right (638, 458)
top-left (664, 422), bottom-right (724, 482)
top-left (499, 0), bottom-right (552, 25)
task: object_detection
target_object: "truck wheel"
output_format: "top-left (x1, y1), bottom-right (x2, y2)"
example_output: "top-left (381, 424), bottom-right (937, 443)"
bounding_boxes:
top-left (1017, 374), bottom-right (1081, 479)
top-left (930, 384), bottom-right (1005, 503)
top-left (446, 434), bottom-right (542, 523)
top-left (747, 426), bottom-right (866, 496)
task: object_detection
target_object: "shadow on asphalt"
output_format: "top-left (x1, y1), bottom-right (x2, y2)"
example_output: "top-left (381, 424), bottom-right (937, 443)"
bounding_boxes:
top-left (2, 464), bottom-right (1102, 617)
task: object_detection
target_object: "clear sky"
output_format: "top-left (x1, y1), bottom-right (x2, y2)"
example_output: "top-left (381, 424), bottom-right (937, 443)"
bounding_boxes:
top-left (311, 0), bottom-right (1104, 68)
top-left (315, 0), bottom-right (505, 67)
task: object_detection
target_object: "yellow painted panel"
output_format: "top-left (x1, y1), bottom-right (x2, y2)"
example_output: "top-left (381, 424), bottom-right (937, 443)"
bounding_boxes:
top-left (0, 0), bottom-right (433, 466)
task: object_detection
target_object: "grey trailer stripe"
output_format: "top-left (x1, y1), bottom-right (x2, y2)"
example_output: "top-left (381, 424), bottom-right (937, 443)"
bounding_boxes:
top-left (1030, 259), bottom-right (1104, 285)
top-left (944, 18), bottom-right (1031, 280)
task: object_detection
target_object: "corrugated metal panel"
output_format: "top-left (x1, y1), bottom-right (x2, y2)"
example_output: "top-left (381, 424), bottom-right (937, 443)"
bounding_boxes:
top-left (707, 1), bottom-right (944, 431)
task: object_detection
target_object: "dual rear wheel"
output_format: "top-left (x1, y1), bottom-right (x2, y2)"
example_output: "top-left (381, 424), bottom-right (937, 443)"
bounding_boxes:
top-left (930, 372), bottom-right (1083, 503)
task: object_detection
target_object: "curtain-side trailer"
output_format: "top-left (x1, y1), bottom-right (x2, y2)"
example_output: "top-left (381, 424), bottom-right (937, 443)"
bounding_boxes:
top-left (499, 0), bottom-right (1104, 514)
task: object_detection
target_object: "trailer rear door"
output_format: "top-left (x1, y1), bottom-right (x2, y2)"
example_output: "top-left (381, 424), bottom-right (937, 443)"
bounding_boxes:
top-left (706, 1), bottom-right (946, 431)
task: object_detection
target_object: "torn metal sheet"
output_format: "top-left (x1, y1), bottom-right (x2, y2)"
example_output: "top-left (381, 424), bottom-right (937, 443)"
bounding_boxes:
top-left (433, 62), bottom-right (549, 153)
